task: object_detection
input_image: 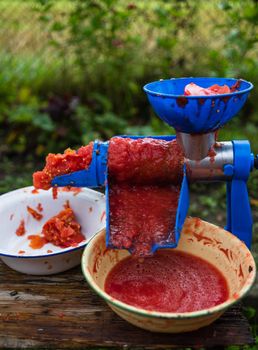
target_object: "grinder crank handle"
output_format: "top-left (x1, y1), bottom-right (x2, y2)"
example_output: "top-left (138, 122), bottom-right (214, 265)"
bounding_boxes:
top-left (225, 141), bottom-right (256, 248)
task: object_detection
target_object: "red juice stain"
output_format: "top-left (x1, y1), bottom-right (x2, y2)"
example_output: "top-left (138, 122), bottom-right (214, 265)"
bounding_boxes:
top-left (100, 211), bottom-right (106, 222)
top-left (18, 250), bottom-right (25, 254)
top-left (27, 206), bottom-right (43, 221)
top-left (208, 146), bottom-right (216, 164)
top-left (72, 188), bottom-right (81, 196)
top-left (63, 200), bottom-right (70, 209)
top-left (238, 264), bottom-right (244, 278)
top-left (16, 220), bottom-right (26, 236)
top-left (230, 80), bottom-right (241, 92)
top-left (222, 95), bottom-right (231, 103)
top-left (47, 250), bottom-right (53, 253)
top-left (52, 187), bottom-right (58, 200)
top-left (28, 235), bottom-right (46, 249)
top-left (31, 188), bottom-right (39, 194)
top-left (176, 96), bottom-right (188, 108)
top-left (37, 203), bottom-right (43, 212)
top-left (62, 187), bottom-right (82, 196)
top-left (105, 250), bottom-right (229, 313)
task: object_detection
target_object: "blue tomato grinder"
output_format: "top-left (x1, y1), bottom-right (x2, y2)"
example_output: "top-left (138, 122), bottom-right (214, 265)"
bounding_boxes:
top-left (52, 77), bottom-right (256, 251)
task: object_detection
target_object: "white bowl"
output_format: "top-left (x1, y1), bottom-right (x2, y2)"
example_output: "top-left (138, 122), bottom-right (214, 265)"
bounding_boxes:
top-left (0, 186), bottom-right (105, 275)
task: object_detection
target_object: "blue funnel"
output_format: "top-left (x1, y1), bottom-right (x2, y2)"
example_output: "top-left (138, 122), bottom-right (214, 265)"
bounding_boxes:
top-left (143, 77), bottom-right (253, 134)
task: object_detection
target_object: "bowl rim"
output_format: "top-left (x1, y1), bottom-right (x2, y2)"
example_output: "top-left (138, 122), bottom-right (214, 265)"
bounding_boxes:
top-left (143, 77), bottom-right (254, 99)
top-left (0, 186), bottom-right (106, 259)
top-left (81, 223), bottom-right (256, 320)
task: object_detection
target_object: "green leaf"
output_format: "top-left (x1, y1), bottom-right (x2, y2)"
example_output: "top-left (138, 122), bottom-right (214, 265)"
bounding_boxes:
top-left (31, 113), bottom-right (55, 132)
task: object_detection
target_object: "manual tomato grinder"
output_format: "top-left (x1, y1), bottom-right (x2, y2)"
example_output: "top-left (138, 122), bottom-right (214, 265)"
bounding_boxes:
top-left (52, 77), bottom-right (257, 251)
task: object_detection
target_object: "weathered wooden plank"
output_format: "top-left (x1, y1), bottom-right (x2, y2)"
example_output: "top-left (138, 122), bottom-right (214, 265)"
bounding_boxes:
top-left (0, 260), bottom-right (254, 349)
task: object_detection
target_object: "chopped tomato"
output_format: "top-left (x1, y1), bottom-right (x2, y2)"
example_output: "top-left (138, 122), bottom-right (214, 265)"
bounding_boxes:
top-left (184, 82), bottom-right (231, 96)
top-left (208, 84), bottom-right (231, 94)
top-left (33, 143), bottom-right (93, 190)
top-left (42, 208), bottom-right (85, 248)
top-left (28, 235), bottom-right (46, 249)
top-left (27, 206), bottom-right (43, 221)
top-left (16, 220), bottom-right (26, 236)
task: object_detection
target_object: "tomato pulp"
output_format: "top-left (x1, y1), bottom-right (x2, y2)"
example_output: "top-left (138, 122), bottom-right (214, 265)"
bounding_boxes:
top-left (108, 137), bottom-right (184, 256)
top-left (109, 184), bottom-right (179, 256)
top-left (42, 208), bottom-right (85, 248)
top-left (105, 250), bottom-right (229, 313)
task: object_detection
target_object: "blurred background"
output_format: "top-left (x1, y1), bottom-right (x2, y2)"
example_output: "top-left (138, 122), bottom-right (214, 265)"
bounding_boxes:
top-left (0, 0), bottom-right (257, 337)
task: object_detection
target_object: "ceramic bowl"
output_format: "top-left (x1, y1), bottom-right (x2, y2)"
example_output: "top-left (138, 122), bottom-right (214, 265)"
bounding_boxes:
top-left (82, 217), bottom-right (256, 333)
top-left (0, 186), bottom-right (105, 275)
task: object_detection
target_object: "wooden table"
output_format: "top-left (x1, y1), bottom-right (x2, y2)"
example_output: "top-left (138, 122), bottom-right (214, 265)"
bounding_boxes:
top-left (0, 261), bottom-right (254, 349)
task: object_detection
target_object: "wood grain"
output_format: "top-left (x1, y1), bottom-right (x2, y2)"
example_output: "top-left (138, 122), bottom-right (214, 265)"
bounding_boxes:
top-left (0, 260), bottom-right (254, 349)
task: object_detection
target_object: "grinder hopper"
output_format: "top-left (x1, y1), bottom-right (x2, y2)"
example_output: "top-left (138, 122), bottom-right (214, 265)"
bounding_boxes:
top-left (143, 77), bottom-right (253, 160)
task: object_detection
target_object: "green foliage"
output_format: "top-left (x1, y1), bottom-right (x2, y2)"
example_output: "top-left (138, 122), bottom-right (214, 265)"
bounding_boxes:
top-left (0, 0), bottom-right (257, 158)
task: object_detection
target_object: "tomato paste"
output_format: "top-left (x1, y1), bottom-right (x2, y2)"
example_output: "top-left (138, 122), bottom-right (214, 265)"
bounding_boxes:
top-left (33, 143), bottom-right (93, 190)
top-left (184, 83), bottom-right (232, 96)
top-left (42, 208), bottom-right (85, 248)
top-left (109, 184), bottom-right (179, 256)
top-left (105, 250), bottom-right (229, 312)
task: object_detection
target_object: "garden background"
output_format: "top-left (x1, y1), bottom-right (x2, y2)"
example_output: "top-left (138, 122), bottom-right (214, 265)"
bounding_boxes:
top-left (0, 0), bottom-right (257, 346)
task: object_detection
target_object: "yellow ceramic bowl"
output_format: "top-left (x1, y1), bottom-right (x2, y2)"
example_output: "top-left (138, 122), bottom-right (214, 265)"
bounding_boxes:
top-left (81, 217), bottom-right (256, 333)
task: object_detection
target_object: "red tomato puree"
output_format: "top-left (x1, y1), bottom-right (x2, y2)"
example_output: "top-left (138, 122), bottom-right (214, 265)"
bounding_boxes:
top-left (109, 184), bottom-right (179, 256)
top-left (105, 250), bottom-right (229, 312)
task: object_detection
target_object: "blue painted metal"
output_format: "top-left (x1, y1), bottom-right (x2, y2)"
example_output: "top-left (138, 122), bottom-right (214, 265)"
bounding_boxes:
top-left (143, 78), bottom-right (253, 133)
top-left (225, 141), bottom-right (253, 248)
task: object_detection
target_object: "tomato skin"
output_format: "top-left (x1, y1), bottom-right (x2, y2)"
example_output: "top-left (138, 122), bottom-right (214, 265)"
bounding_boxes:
top-left (184, 83), bottom-right (231, 96)
top-left (208, 84), bottom-right (231, 94)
